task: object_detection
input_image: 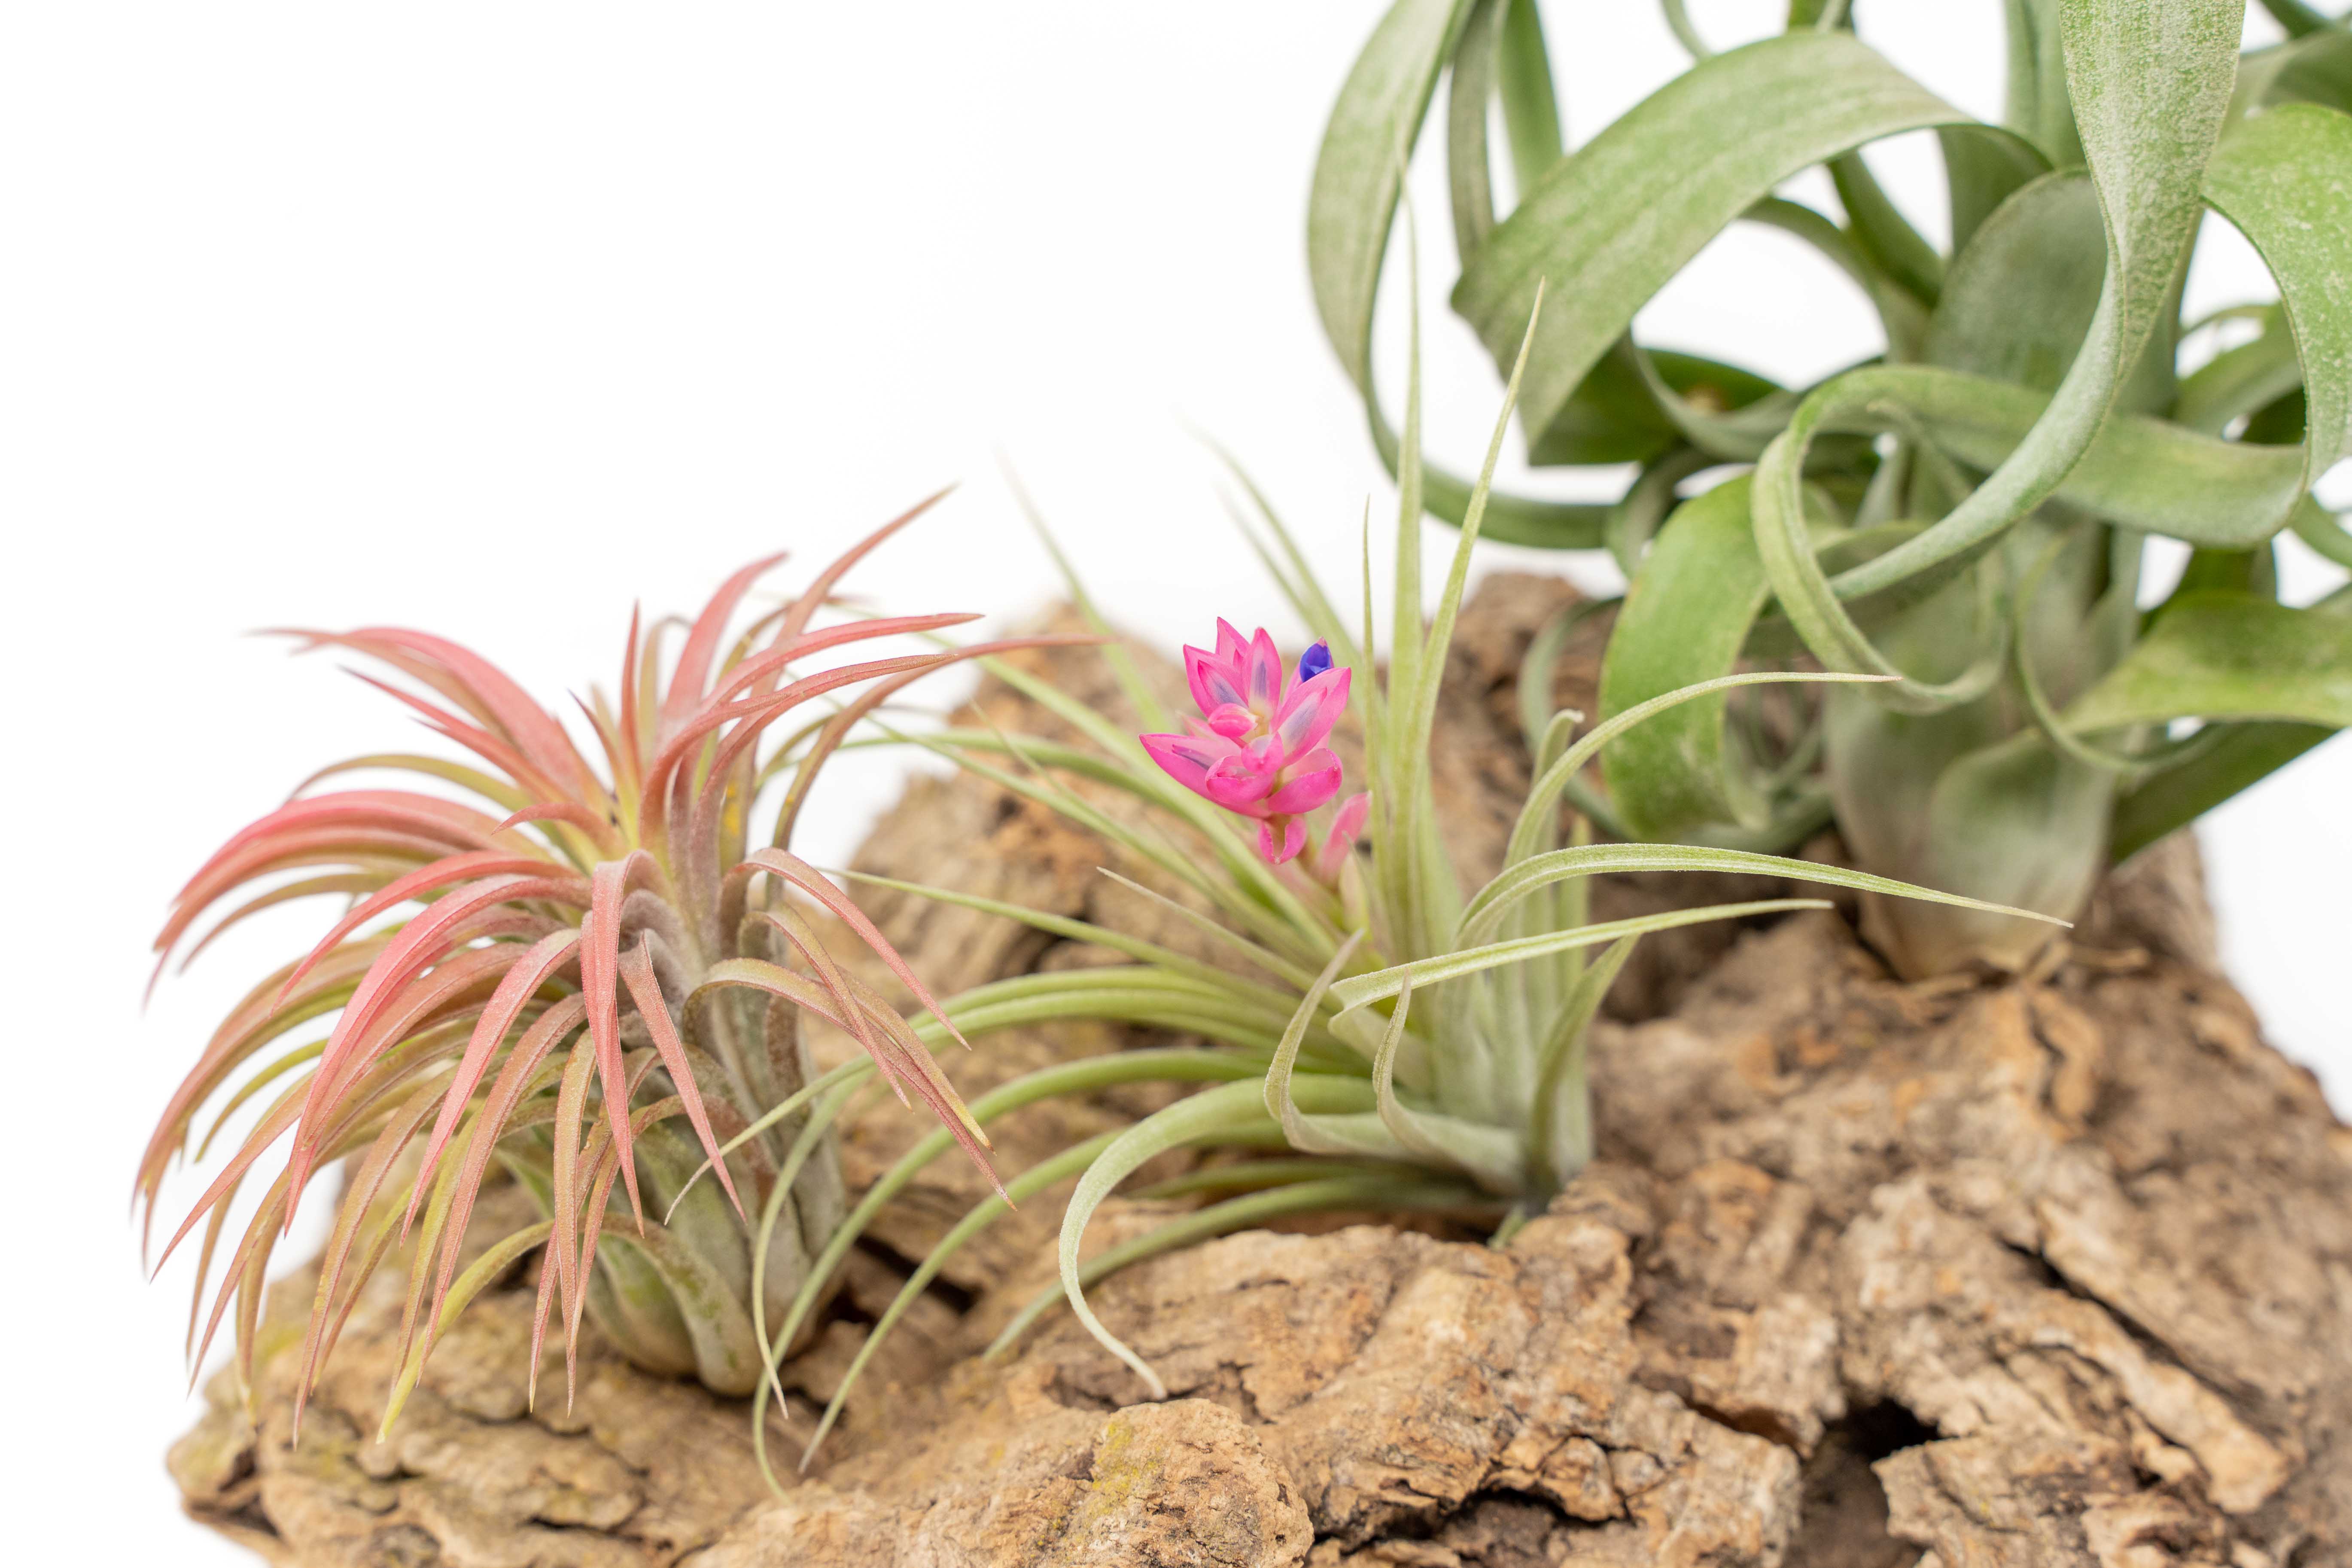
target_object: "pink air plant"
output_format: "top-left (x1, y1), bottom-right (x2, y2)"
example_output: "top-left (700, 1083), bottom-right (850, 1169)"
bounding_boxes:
top-left (1140, 620), bottom-right (1369, 877)
top-left (137, 504), bottom-right (1092, 1424)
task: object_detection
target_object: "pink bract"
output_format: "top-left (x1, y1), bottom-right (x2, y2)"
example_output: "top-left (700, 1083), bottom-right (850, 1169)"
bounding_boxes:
top-left (1141, 620), bottom-right (1363, 870)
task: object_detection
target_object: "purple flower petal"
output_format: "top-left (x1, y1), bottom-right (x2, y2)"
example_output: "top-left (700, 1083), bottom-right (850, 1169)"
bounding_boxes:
top-left (1205, 702), bottom-right (1257, 739)
top-left (1312, 791), bottom-right (1370, 882)
top-left (1214, 618), bottom-right (1250, 666)
top-left (1271, 666), bottom-right (1350, 756)
top-left (1184, 643), bottom-right (1249, 716)
top-left (1264, 747), bottom-right (1342, 816)
top-left (1139, 729), bottom-right (1236, 798)
top-left (1258, 816), bottom-right (1308, 865)
top-left (1294, 641), bottom-right (1332, 685)
top-left (1245, 626), bottom-right (1284, 711)
top-left (1204, 749), bottom-right (1278, 815)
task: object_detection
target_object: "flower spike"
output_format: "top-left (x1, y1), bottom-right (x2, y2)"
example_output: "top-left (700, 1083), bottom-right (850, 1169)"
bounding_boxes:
top-left (1142, 621), bottom-right (1361, 873)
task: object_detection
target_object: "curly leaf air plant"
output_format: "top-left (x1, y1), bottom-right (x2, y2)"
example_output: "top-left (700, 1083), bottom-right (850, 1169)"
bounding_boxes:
top-left (764, 314), bottom-right (2061, 1466)
top-left (1309, 0), bottom-right (2352, 975)
top-left (137, 502), bottom-right (1089, 1436)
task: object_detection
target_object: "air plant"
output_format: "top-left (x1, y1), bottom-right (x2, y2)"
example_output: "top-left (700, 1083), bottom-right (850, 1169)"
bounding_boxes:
top-left (136, 502), bottom-right (1082, 1433)
top-left (726, 317), bottom-right (2060, 1471)
top-left (1308, 0), bottom-right (2352, 975)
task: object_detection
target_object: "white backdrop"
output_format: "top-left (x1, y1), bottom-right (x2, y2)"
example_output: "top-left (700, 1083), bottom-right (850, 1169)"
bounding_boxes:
top-left (4, 3), bottom-right (2343, 1557)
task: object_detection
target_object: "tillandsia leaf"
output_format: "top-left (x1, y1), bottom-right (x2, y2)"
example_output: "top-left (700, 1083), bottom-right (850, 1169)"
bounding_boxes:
top-left (898, 719), bottom-right (1330, 965)
top-left (748, 1050), bottom-right (1273, 1450)
top-left (2256, 0), bottom-right (2350, 42)
top-left (1329, 899), bottom-right (1837, 1013)
top-left (835, 868), bottom-right (1307, 1010)
top-left (1265, 935), bottom-right (1418, 1164)
top-left (1521, 667), bottom-right (1883, 866)
top-left (1450, 33), bottom-right (1985, 453)
top-left (2174, 309), bottom-right (2301, 435)
top-left (1130, 1158), bottom-right (1426, 1200)
top-left (1530, 935), bottom-right (1635, 1189)
top-left (1045, 1075), bottom-right (1382, 1400)
top-left (2200, 104), bottom-right (2352, 503)
top-left (1597, 478), bottom-right (1880, 837)
top-left (1458, 841), bottom-right (2066, 950)
top-left (1309, 0), bottom-right (1476, 400)
top-left (1000, 462), bottom-right (1173, 734)
top-left (2066, 592), bottom-right (2352, 734)
top-left (2109, 719), bottom-right (2339, 864)
top-left (995, 1171), bottom-right (1490, 1374)
top-left (1092, 867), bottom-right (1336, 994)
top-left (380, 1223), bottom-right (559, 1431)
top-left (1751, 0), bottom-right (2239, 674)
top-left (798, 1129), bottom-right (1124, 1467)
top-left (1368, 979), bottom-right (1527, 1191)
top-left (766, 635), bottom-right (1104, 853)
top-left (1308, 0), bottom-right (1611, 544)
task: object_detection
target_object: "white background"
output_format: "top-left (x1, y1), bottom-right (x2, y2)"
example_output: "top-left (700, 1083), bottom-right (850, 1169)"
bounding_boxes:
top-left (3, 3), bottom-right (2343, 1556)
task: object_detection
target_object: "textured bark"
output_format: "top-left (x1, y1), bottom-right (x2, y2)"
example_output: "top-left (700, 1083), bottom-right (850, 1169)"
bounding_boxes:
top-left (171, 576), bottom-right (2352, 1567)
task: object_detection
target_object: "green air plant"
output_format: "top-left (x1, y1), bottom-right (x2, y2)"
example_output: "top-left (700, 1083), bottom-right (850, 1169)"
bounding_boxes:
top-left (734, 320), bottom-right (2060, 1469)
top-left (1307, 0), bottom-right (2352, 975)
top-left (136, 505), bottom-right (1086, 1434)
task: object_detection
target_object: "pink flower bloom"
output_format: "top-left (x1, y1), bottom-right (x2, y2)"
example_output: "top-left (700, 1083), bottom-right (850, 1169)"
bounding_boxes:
top-left (1141, 620), bottom-right (1362, 870)
top-left (1313, 790), bottom-right (1370, 883)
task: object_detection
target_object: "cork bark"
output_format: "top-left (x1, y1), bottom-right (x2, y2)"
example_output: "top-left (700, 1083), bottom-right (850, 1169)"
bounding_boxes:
top-left (171, 576), bottom-right (2352, 1567)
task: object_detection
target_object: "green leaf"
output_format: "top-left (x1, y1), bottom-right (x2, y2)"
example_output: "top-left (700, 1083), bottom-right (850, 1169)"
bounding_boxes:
top-left (1905, 366), bottom-right (2307, 547)
top-left (1926, 171), bottom-right (2105, 396)
top-left (1331, 898), bottom-right (1833, 1012)
top-left (1460, 840), bottom-right (2061, 950)
top-left (799, 1130), bottom-right (1123, 1466)
top-left (2174, 308), bottom-right (2301, 435)
top-left (1596, 478), bottom-right (1777, 837)
top-left (2261, 29), bottom-right (2352, 118)
top-left (1366, 980), bottom-right (1527, 1190)
top-left (2200, 104), bottom-right (2352, 507)
top-left (1752, 0), bottom-right (2240, 678)
top-left (1845, 728), bottom-right (2111, 976)
top-left (1529, 935), bottom-right (1634, 1187)
top-left (378, 1221), bottom-right (554, 1434)
top-left (995, 1172), bottom-right (1483, 1367)
top-left (1495, 0), bottom-right (1564, 189)
top-left (2255, 0), bottom-right (2349, 43)
top-left (1308, 0), bottom-right (1476, 396)
top-left (2066, 591), bottom-right (2352, 732)
top-left (2003, 0), bottom-right (2086, 168)
top-left (2109, 722), bottom-right (2338, 862)
top-left (1451, 31), bottom-right (1978, 450)
top-left (1830, 149), bottom-right (1945, 306)
top-left (1046, 1077), bottom-right (1376, 1397)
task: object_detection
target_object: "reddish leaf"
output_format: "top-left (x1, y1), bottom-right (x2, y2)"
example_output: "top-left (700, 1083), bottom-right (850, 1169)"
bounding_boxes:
top-left (405, 927), bottom-right (584, 1231)
top-left (580, 853), bottom-right (663, 1228)
top-left (657, 551), bottom-right (790, 741)
top-left (272, 851), bottom-right (569, 1007)
top-left (771, 491), bottom-right (950, 650)
top-left (617, 938), bottom-right (743, 1220)
top-left (284, 627), bottom-right (596, 798)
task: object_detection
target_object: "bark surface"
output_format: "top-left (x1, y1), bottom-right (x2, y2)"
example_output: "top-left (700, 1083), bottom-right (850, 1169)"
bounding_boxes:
top-left (171, 576), bottom-right (2352, 1568)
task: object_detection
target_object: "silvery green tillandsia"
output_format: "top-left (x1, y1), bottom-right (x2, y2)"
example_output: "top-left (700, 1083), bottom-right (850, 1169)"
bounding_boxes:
top-left (709, 308), bottom-right (2063, 1478)
top-left (1310, 0), bottom-right (2352, 974)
